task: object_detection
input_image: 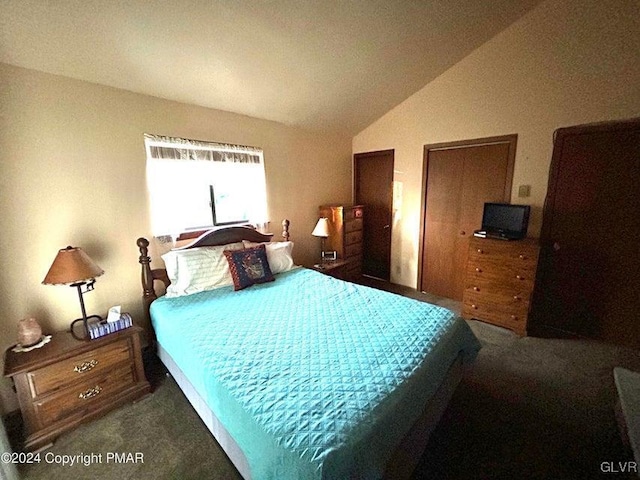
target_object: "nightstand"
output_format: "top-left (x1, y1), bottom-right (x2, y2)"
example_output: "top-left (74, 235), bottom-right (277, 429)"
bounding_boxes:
top-left (311, 259), bottom-right (351, 281)
top-left (3, 325), bottom-right (150, 451)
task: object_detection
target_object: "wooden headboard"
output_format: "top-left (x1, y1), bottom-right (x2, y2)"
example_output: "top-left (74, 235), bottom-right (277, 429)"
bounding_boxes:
top-left (136, 220), bottom-right (290, 325)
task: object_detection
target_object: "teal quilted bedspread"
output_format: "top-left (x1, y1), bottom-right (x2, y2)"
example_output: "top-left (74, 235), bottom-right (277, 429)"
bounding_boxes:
top-left (151, 267), bottom-right (480, 479)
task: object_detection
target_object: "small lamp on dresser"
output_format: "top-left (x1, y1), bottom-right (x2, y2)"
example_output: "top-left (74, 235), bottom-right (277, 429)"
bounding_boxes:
top-left (42, 246), bottom-right (104, 339)
top-left (311, 218), bottom-right (330, 264)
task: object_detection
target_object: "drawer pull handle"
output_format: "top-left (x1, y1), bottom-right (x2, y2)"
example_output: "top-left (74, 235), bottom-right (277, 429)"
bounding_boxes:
top-left (513, 295), bottom-right (521, 301)
top-left (511, 315), bottom-right (518, 321)
top-left (516, 275), bottom-right (524, 280)
top-left (471, 304), bottom-right (477, 309)
top-left (74, 359), bottom-right (98, 373)
top-left (78, 385), bottom-right (102, 400)
top-left (475, 268), bottom-right (482, 273)
top-left (519, 254), bottom-right (527, 260)
top-left (477, 249), bottom-right (483, 254)
top-left (473, 286), bottom-right (480, 291)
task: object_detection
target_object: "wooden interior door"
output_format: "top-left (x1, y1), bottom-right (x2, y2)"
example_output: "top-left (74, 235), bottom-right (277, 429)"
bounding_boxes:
top-left (530, 118), bottom-right (640, 348)
top-left (419, 136), bottom-right (516, 299)
top-left (354, 150), bottom-right (394, 281)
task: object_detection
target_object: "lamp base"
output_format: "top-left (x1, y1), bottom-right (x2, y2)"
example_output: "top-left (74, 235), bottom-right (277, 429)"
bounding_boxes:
top-left (70, 314), bottom-right (103, 340)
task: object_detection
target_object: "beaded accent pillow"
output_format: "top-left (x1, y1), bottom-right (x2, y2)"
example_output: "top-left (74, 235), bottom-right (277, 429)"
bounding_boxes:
top-left (224, 244), bottom-right (275, 291)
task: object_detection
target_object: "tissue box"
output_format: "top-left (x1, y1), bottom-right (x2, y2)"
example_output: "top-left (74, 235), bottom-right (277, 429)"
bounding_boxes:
top-left (88, 313), bottom-right (133, 340)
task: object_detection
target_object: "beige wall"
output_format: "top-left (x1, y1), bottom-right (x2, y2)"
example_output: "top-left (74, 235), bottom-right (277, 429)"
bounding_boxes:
top-left (0, 63), bottom-right (352, 413)
top-left (353, 0), bottom-right (640, 288)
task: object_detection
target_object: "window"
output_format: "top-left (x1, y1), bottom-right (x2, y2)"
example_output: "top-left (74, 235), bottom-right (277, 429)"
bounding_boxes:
top-left (144, 134), bottom-right (268, 236)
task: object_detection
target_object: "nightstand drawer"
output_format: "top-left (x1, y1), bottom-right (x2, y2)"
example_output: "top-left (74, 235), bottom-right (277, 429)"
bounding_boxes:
top-left (28, 337), bottom-right (132, 397)
top-left (34, 365), bottom-right (135, 428)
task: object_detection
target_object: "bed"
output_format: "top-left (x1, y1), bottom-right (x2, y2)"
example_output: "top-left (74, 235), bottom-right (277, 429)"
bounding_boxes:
top-left (136, 222), bottom-right (480, 479)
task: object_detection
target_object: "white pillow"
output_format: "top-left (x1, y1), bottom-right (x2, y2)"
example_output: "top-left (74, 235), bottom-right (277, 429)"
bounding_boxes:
top-left (162, 242), bottom-right (244, 297)
top-left (243, 241), bottom-right (295, 274)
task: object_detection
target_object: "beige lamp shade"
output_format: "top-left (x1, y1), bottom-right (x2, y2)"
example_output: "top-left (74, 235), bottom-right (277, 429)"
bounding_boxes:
top-left (311, 218), bottom-right (330, 238)
top-left (42, 246), bottom-right (104, 285)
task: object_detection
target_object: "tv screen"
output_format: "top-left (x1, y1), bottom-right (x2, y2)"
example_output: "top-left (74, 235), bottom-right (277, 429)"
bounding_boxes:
top-left (481, 203), bottom-right (530, 239)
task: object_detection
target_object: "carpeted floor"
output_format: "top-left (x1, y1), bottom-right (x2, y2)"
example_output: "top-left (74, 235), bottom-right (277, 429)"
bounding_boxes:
top-left (7, 281), bottom-right (640, 479)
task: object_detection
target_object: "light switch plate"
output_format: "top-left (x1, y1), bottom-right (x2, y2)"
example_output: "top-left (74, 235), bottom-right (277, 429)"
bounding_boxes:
top-left (518, 185), bottom-right (531, 197)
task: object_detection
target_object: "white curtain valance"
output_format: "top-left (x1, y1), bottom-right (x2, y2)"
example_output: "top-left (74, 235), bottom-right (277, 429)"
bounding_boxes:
top-left (143, 133), bottom-right (262, 164)
top-left (144, 133), bottom-right (268, 236)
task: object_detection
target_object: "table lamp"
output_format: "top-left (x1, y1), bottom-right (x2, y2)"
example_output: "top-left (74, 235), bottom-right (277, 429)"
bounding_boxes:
top-left (311, 218), bottom-right (330, 264)
top-left (42, 246), bottom-right (104, 339)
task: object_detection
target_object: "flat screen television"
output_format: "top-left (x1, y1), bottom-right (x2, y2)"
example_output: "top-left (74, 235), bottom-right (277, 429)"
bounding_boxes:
top-left (480, 202), bottom-right (530, 240)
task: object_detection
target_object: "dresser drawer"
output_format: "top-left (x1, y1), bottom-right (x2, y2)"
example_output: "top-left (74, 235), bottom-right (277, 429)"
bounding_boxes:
top-left (464, 284), bottom-right (532, 306)
top-left (344, 207), bottom-right (364, 220)
top-left (345, 259), bottom-right (362, 277)
top-left (28, 337), bottom-right (133, 398)
top-left (462, 299), bottom-right (529, 334)
top-left (466, 262), bottom-right (535, 291)
top-left (463, 289), bottom-right (531, 314)
top-left (344, 218), bottom-right (363, 233)
top-left (34, 365), bottom-right (135, 428)
top-left (345, 230), bottom-right (362, 246)
top-left (468, 242), bottom-right (539, 268)
top-left (345, 242), bottom-right (362, 258)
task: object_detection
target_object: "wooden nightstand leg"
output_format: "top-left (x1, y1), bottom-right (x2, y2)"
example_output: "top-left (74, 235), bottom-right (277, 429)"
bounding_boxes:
top-left (31, 441), bottom-right (54, 453)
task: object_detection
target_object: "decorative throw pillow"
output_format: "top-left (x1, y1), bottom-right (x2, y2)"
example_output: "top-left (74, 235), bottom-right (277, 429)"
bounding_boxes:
top-left (224, 244), bottom-right (275, 291)
top-left (242, 241), bottom-right (295, 274)
top-left (162, 242), bottom-right (245, 297)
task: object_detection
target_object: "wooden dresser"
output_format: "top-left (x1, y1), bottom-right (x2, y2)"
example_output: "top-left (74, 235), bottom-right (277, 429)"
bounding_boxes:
top-left (4, 326), bottom-right (150, 451)
top-left (462, 237), bottom-right (540, 335)
top-left (318, 204), bottom-right (364, 282)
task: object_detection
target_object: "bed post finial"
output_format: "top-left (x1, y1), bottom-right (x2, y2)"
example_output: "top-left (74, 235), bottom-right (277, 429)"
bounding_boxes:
top-left (137, 237), bottom-right (157, 315)
top-left (282, 219), bottom-right (290, 241)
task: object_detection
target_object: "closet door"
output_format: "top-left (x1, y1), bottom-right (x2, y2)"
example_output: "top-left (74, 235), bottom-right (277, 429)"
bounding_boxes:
top-left (419, 136), bottom-right (516, 300)
top-left (530, 119), bottom-right (640, 347)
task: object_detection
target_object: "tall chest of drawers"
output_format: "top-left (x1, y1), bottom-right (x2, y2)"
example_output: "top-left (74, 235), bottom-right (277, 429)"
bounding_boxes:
top-left (462, 237), bottom-right (540, 335)
top-left (318, 204), bottom-right (364, 282)
top-left (4, 326), bottom-right (150, 451)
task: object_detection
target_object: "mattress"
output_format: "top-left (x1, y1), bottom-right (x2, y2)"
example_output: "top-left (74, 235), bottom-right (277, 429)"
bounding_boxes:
top-left (150, 268), bottom-right (480, 479)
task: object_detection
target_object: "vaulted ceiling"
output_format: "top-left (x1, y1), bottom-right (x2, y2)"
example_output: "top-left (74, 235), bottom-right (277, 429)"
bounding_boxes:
top-left (0, 0), bottom-right (543, 135)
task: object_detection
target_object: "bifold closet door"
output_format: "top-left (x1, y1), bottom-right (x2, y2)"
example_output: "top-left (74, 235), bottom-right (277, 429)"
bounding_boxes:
top-left (419, 137), bottom-right (515, 300)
